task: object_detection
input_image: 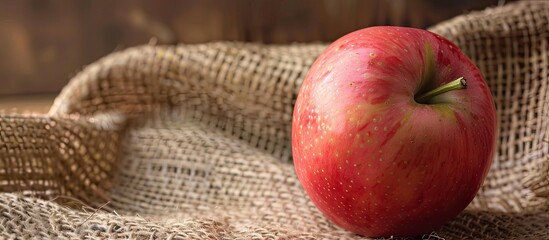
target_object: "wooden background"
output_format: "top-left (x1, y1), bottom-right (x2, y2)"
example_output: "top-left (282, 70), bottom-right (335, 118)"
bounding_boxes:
top-left (0, 0), bottom-right (511, 96)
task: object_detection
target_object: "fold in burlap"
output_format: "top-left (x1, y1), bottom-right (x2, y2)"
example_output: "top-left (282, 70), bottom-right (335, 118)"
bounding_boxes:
top-left (1, 1), bottom-right (548, 239)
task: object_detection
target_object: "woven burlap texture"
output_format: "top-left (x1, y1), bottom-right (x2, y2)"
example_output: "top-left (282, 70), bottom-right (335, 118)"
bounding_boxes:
top-left (1, 1), bottom-right (548, 239)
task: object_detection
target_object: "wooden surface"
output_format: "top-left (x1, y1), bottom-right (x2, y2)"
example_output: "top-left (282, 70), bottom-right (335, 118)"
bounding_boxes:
top-left (0, 0), bottom-right (510, 97)
top-left (0, 94), bottom-right (55, 114)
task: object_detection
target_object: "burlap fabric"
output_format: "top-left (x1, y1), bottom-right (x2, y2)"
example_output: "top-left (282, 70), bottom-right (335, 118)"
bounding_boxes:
top-left (1, 1), bottom-right (548, 239)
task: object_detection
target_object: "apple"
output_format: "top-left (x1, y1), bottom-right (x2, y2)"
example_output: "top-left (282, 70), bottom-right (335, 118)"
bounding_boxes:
top-left (292, 26), bottom-right (497, 237)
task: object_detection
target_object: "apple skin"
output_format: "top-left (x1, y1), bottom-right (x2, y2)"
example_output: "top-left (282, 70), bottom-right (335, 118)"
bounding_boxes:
top-left (292, 26), bottom-right (496, 237)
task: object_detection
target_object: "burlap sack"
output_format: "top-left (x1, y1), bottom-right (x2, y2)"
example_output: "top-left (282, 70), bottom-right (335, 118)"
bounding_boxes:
top-left (1, 1), bottom-right (548, 239)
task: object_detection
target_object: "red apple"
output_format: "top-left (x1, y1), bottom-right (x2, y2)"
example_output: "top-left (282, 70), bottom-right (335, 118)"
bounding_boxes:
top-left (292, 26), bottom-right (497, 237)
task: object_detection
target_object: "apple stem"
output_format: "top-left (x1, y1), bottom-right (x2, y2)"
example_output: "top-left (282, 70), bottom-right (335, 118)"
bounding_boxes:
top-left (415, 77), bottom-right (467, 103)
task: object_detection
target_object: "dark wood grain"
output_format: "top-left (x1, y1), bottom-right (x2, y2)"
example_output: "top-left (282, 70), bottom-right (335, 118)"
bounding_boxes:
top-left (0, 0), bottom-right (510, 95)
